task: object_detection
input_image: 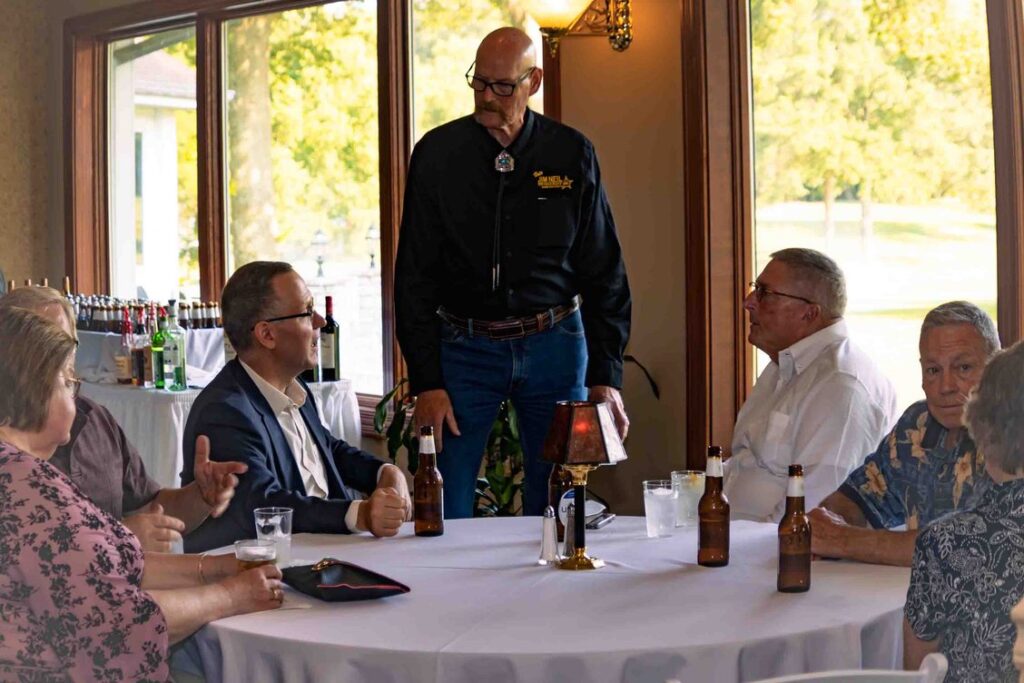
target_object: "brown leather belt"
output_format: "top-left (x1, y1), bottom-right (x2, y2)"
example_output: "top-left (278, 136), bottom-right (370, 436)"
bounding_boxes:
top-left (437, 296), bottom-right (581, 341)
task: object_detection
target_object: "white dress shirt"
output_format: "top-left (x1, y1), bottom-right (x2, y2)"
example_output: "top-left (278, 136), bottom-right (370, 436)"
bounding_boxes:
top-left (725, 320), bottom-right (898, 522)
top-left (240, 360), bottom-right (367, 531)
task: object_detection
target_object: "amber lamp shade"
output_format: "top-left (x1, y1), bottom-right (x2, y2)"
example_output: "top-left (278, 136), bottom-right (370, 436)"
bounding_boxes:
top-left (542, 401), bottom-right (627, 569)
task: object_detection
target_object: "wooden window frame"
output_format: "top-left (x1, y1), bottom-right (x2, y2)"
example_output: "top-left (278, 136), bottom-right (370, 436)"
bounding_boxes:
top-left (682, 0), bottom-right (1024, 470)
top-left (65, 0), bottom-right (410, 428)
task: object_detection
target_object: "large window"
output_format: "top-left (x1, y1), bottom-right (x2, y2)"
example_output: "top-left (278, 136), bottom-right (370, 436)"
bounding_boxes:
top-left (749, 0), bottom-right (998, 408)
top-left (224, 3), bottom-right (383, 393)
top-left (108, 28), bottom-right (199, 302)
top-left (71, 0), bottom-right (547, 406)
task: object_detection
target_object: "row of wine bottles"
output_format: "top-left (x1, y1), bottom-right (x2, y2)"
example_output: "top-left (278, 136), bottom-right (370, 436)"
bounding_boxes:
top-left (113, 302), bottom-right (189, 391)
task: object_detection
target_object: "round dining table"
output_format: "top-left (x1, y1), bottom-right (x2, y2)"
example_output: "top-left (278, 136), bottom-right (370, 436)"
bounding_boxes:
top-left (177, 517), bottom-right (911, 683)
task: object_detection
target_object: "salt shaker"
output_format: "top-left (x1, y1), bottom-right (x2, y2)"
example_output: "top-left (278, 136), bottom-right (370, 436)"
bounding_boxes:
top-left (538, 506), bottom-right (559, 565)
top-left (563, 502), bottom-right (577, 558)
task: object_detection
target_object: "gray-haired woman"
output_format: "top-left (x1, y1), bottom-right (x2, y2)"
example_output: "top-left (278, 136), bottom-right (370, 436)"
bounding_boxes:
top-left (0, 307), bottom-right (283, 681)
top-left (904, 340), bottom-right (1024, 681)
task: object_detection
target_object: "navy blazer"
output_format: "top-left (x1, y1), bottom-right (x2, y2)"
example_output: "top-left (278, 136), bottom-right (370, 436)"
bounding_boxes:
top-left (181, 359), bottom-right (386, 552)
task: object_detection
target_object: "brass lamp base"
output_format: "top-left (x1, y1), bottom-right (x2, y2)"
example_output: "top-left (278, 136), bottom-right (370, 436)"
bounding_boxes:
top-left (558, 547), bottom-right (605, 570)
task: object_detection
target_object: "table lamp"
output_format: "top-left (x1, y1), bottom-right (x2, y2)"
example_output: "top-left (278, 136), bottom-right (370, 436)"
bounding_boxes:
top-left (542, 400), bottom-right (627, 570)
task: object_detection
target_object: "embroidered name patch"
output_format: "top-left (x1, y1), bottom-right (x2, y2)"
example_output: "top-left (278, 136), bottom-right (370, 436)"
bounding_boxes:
top-left (533, 170), bottom-right (574, 190)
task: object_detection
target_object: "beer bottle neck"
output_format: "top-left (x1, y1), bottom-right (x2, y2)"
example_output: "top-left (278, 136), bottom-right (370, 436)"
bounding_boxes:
top-left (705, 455), bottom-right (724, 480)
top-left (418, 452), bottom-right (437, 469)
top-left (784, 496), bottom-right (805, 516)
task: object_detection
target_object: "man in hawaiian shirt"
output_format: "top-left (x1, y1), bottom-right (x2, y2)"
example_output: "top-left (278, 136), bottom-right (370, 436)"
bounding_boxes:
top-left (809, 301), bottom-right (1000, 566)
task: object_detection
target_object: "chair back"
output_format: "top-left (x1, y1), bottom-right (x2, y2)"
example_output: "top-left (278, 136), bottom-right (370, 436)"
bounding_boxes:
top-left (747, 653), bottom-right (948, 683)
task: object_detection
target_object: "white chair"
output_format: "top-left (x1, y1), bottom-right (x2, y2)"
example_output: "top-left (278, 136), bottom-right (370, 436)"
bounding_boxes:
top-left (746, 653), bottom-right (948, 683)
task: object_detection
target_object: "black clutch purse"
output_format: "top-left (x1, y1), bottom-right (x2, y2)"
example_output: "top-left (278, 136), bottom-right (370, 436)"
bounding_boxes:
top-left (282, 558), bottom-right (410, 602)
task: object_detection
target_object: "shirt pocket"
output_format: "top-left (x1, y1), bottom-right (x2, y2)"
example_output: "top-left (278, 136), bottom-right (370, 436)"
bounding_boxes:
top-left (530, 195), bottom-right (578, 248)
top-left (760, 410), bottom-right (792, 474)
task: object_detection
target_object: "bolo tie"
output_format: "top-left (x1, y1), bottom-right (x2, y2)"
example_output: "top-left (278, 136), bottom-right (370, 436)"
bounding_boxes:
top-left (492, 150), bottom-right (514, 291)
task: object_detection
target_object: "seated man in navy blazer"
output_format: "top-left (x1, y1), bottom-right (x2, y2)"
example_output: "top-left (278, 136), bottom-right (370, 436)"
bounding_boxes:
top-left (182, 261), bottom-right (410, 552)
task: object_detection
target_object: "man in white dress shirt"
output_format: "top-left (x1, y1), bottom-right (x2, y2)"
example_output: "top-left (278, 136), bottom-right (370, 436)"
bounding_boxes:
top-left (725, 248), bottom-right (897, 521)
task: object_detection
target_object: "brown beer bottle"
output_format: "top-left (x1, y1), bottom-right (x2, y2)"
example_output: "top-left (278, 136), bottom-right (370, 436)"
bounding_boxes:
top-left (414, 425), bottom-right (444, 537)
top-left (548, 464), bottom-right (572, 542)
top-left (778, 464), bottom-right (811, 593)
top-left (698, 446), bottom-right (730, 567)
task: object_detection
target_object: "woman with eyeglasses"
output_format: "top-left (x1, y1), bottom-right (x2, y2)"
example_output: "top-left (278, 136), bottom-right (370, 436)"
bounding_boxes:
top-left (0, 307), bottom-right (284, 681)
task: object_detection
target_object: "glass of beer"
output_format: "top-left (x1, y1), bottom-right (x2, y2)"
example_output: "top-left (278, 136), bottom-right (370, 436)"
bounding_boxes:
top-left (234, 539), bottom-right (277, 571)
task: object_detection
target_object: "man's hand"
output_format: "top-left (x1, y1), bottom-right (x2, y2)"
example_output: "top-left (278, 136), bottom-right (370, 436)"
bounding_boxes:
top-left (808, 506), bottom-right (852, 559)
top-left (378, 464), bottom-right (412, 521)
top-left (192, 435), bottom-right (249, 517)
top-left (589, 385), bottom-right (629, 441)
top-left (358, 487), bottom-right (407, 537)
top-left (413, 388), bottom-right (460, 451)
top-left (123, 502), bottom-right (187, 553)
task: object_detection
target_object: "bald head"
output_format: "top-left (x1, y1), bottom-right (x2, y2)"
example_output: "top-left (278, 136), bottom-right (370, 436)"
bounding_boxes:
top-left (477, 27), bottom-right (536, 71)
top-left (471, 27), bottom-right (542, 146)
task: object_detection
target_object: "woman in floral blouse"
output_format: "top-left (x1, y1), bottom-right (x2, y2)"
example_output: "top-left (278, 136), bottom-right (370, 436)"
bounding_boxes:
top-left (904, 340), bottom-right (1024, 682)
top-left (0, 307), bottom-right (284, 681)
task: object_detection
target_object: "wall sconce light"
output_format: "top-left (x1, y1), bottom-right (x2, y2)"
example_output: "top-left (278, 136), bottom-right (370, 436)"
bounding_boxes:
top-left (526, 0), bottom-right (633, 58)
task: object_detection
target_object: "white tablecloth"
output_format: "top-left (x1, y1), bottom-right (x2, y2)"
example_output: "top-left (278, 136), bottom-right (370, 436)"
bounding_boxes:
top-left (79, 380), bottom-right (361, 488)
top-left (75, 328), bottom-right (225, 383)
top-left (181, 518), bottom-right (910, 683)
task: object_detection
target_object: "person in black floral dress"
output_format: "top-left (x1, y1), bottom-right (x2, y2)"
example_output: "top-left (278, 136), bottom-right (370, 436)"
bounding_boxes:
top-left (0, 307), bottom-right (284, 682)
top-left (905, 340), bottom-right (1024, 682)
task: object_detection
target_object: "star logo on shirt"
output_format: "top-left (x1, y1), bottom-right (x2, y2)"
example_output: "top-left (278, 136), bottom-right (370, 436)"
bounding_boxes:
top-left (533, 170), bottom-right (574, 190)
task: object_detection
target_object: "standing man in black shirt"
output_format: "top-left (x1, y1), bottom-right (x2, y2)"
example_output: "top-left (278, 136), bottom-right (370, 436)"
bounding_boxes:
top-left (395, 27), bottom-right (631, 518)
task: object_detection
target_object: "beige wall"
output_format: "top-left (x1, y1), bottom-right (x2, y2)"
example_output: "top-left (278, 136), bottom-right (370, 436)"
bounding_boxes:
top-left (560, 0), bottom-right (686, 514)
top-left (0, 1), bottom-right (51, 287)
top-left (0, 0), bottom-right (139, 287)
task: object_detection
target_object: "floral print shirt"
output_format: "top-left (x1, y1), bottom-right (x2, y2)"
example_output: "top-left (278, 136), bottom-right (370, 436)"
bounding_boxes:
top-left (905, 478), bottom-right (1024, 682)
top-left (0, 442), bottom-right (169, 682)
top-left (838, 400), bottom-right (990, 529)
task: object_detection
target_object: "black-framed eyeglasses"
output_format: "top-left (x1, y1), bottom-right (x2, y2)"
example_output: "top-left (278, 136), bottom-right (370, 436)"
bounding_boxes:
top-left (748, 282), bottom-right (816, 305)
top-left (465, 62), bottom-right (535, 97)
top-left (252, 305), bottom-right (315, 331)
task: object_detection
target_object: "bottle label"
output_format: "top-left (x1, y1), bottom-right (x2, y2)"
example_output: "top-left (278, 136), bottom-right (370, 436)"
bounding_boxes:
top-left (114, 354), bottom-right (132, 381)
top-left (706, 455), bottom-right (723, 477)
top-left (320, 335), bottom-right (336, 370)
top-left (165, 342), bottom-right (179, 366)
top-left (787, 475), bottom-right (805, 498)
top-left (419, 436), bottom-right (436, 455)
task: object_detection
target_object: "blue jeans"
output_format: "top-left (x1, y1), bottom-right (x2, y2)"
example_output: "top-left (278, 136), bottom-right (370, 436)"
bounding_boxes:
top-left (438, 310), bottom-right (588, 518)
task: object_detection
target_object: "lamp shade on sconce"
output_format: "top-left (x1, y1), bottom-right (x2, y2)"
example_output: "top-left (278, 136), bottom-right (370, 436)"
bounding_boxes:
top-left (524, 0), bottom-right (591, 29)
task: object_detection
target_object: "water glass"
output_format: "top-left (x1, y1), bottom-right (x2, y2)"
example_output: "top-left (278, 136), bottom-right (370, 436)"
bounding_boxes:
top-left (234, 539), bottom-right (276, 571)
top-left (671, 470), bottom-right (706, 527)
top-left (254, 507), bottom-right (293, 567)
top-left (642, 480), bottom-right (677, 538)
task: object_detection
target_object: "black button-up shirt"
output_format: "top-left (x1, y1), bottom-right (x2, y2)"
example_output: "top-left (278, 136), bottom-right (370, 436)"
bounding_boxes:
top-left (395, 110), bottom-right (631, 394)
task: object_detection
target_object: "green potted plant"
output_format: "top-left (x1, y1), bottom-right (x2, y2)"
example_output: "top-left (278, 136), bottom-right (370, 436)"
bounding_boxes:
top-left (373, 381), bottom-right (523, 517)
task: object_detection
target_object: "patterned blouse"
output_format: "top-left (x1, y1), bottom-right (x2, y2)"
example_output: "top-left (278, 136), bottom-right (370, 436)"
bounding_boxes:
top-left (906, 478), bottom-right (1024, 682)
top-left (838, 400), bottom-right (990, 529)
top-left (0, 442), bottom-right (169, 682)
